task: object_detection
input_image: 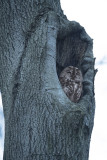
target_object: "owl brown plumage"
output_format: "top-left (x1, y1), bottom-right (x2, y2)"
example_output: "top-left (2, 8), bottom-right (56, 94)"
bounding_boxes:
top-left (59, 66), bottom-right (83, 103)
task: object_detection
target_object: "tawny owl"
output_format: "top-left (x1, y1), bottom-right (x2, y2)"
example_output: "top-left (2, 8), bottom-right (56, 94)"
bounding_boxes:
top-left (59, 66), bottom-right (83, 103)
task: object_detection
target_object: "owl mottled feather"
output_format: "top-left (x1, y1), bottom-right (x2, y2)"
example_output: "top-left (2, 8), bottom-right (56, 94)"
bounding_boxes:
top-left (59, 66), bottom-right (83, 103)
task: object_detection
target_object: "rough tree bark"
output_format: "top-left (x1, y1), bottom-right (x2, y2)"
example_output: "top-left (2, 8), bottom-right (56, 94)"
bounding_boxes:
top-left (0, 0), bottom-right (96, 159)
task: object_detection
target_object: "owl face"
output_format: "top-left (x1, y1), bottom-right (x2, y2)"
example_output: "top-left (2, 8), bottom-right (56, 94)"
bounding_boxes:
top-left (59, 66), bottom-right (83, 103)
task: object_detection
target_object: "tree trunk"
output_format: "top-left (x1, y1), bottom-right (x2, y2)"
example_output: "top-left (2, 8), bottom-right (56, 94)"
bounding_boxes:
top-left (0, 0), bottom-right (96, 159)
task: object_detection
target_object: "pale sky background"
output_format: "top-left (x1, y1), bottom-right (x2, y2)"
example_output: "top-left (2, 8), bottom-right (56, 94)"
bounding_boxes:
top-left (0, 0), bottom-right (107, 159)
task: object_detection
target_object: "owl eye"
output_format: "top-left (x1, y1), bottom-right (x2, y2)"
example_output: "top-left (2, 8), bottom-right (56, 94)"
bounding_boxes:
top-left (75, 81), bottom-right (80, 85)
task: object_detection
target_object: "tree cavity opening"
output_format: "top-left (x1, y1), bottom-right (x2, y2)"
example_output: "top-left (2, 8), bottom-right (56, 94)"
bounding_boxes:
top-left (56, 29), bottom-right (88, 102)
top-left (56, 31), bottom-right (88, 76)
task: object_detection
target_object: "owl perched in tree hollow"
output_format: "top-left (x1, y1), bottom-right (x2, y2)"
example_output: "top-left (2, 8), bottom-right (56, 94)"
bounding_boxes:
top-left (59, 66), bottom-right (83, 103)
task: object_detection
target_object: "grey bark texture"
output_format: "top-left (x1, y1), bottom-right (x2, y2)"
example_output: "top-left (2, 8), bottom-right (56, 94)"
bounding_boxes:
top-left (0, 0), bottom-right (96, 159)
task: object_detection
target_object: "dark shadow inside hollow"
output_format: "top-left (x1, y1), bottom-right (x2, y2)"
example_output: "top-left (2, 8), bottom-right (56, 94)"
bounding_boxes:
top-left (56, 31), bottom-right (88, 77)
